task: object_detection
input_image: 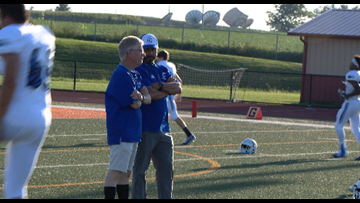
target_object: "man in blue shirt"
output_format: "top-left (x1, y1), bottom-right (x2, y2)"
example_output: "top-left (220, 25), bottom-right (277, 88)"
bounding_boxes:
top-left (132, 33), bottom-right (182, 199)
top-left (104, 36), bottom-right (151, 199)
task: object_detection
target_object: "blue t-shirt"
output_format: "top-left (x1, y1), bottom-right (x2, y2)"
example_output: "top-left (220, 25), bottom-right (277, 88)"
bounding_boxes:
top-left (135, 63), bottom-right (171, 132)
top-left (105, 64), bottom-right (144, 145)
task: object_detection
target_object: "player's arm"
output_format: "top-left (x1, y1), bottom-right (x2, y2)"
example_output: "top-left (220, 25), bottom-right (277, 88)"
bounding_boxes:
top-left (346, 80), bottom-right (360, 99)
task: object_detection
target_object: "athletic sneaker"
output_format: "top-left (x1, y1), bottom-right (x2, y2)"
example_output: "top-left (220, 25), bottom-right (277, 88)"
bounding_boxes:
top-left (355, 156), bottom-right (360, 161)
top-left (332, 144), bottom-right (347, 158)
top-left (182, 134), bottom-right (196, 145)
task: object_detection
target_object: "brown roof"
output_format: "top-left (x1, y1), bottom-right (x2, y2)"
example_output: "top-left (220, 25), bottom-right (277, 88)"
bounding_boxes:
top-left (288, 9), bottom-right (360, 38)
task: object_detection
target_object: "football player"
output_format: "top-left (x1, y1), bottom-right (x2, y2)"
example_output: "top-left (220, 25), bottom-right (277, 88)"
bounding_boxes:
top-left (333, 55), bottom-right (360, 159)
top-left (0, 4), bottom-right (55, 199)
top-left (157, 50), bottom-right (196, 145)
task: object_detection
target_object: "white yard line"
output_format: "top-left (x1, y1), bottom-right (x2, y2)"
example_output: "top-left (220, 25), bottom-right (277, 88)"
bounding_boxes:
top-left (34, 151), bottom-right (360, 169)
top-left (51, 105), bottom-right (105, 111)
top-left (196, 115), bottom-right (344, 129)
top-left (52, 105), bottom-right (342, 129)
top-left (47, 129), bottom-right (333, 138)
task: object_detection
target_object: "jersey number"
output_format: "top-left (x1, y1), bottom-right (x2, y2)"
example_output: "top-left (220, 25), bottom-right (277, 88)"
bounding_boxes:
top-left (27, 48), bottom-right (52, 90)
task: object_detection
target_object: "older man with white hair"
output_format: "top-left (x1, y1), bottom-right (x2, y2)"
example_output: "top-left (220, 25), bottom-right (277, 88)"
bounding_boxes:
top-left (104, 36), bottom-right (151, 199)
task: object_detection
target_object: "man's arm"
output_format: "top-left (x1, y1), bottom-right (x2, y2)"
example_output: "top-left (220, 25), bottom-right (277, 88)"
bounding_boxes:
top-left (174, 73), bottom-right (182, 84)
top-left (147, 85), bottom-right (169, 101)
top-left (152, 81), bottom-right (182, 95)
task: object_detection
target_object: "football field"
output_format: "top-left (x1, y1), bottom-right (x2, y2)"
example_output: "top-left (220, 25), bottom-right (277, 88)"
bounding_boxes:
top-left (0, 105), bottom-right (359, 199)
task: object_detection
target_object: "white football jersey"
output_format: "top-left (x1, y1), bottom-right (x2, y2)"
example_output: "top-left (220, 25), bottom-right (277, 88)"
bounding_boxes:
top-left (344, 70), bottom-right (360, 100)
top-left (157, 61), bottom-right (177, 77)
top-left (0, 24), bottom-right (55, 126)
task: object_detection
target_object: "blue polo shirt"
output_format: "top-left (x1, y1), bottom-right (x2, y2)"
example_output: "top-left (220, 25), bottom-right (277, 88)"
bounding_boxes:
top-left (135, 62), bottom-right (171, 132)
top-left (105, 64), bottom-right (144, 145)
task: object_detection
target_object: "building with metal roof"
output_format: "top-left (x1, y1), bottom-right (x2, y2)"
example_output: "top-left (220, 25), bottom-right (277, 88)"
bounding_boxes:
top-left (289, 9), bottom-right (360, 38)
top-left (288, 9), bottom-right (360, 104)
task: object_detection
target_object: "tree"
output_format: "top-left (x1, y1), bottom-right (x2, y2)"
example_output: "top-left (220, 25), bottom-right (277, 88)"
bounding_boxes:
top-left (338, 4), bottom-right (360, 10)
top-left (312, 4), bottom-right (360, 18)
top-left (312, 5), bottom-right (332, 18)
top-left (266, 4), bottom-right (313, 32)
top-left (55, 4), bottom-right (71, 12)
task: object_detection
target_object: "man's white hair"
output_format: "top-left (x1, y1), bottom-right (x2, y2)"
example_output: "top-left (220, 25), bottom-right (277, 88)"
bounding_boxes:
top-left (118, 36), bottom-right (144, 61)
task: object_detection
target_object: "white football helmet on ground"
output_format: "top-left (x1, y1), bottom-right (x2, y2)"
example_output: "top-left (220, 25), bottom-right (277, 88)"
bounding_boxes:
top-left (239, 138), bottom-right (257, 154)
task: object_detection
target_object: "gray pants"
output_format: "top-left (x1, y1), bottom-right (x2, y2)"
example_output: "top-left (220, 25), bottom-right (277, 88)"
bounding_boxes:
top-left (132, 131), bottom-right (174, 199)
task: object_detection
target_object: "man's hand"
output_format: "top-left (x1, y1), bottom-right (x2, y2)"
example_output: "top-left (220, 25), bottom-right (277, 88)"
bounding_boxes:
top-left (140, 86), bottom-right (151, 104)
top-left (167, 77), bottom-right (176, 83)
top-left (140, 86), bottom-right (149, 96)
top-left (175, 94), bottom-right (182, 102)
top-left (131, 90), bottom-right (143, 101)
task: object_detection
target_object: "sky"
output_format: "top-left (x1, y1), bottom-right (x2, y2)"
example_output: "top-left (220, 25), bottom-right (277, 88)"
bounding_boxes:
top-left (24, 4), bottom-right (357, 31)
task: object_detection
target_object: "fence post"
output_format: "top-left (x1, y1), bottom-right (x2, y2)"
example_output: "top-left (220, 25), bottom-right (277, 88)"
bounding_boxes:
top-left (229, 71), bottom-right (234, 101)
top-left (227, 30), bottom-right (231, 55)
top-left (136, 24), bottom-right (139, 37)
top-left (181, 23), bottom-right (185, 50)
top-left (275, 34), bottom-right (279, 60)
top-left (73, 61), bottom-right (77, 91)
top-left (94, 21), bottom-right (97, 41)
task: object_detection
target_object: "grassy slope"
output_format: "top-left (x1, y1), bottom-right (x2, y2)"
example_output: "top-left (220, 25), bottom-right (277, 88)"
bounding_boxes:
top-left (55, 38), bottom-right (302, 73)
top-left (51, 38), bottom-right (303, 103)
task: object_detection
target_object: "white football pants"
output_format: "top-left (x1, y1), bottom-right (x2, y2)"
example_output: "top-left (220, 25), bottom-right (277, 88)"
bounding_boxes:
top-left (335, 99), bottom-right (360, 146)
top-left (168, 95), bottom-right (179, 121)
top-left (1, 110), bottom-right (50, 199)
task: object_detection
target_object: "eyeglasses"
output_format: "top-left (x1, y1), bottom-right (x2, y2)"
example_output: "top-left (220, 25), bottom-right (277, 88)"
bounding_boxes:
top-left (131, 49), bottom-right (145, 54)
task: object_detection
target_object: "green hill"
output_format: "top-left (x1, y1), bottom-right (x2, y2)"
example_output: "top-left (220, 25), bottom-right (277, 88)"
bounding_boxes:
top-left (52, 38), bottom-right (303, 103)
top-left (29, 10), bottom-right (303, 63)
top-left (55, 38), bottom-right (302, 72)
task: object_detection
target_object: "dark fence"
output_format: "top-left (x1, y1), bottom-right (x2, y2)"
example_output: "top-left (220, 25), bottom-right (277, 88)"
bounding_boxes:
top-left (52, 59), bottom-right (344, 108)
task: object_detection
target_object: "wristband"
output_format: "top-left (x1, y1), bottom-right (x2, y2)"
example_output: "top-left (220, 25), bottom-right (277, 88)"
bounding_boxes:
top-left (158, 82), bottom-right (164, 91)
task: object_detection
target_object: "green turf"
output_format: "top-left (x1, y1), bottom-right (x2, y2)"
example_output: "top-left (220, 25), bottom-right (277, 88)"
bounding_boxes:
top-left (0, 105), bottom-right (356, 199)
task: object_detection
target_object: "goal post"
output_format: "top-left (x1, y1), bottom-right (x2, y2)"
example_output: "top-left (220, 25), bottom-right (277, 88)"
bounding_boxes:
top-left (176, 63), bottom-right (246, 102)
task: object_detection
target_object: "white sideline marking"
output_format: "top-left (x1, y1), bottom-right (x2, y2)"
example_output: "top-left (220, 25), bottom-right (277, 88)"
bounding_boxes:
top-left (52, 105), bottom-right (344, 129)
top-left (34, 151), bottom-right (360, 169)
top-left (36, 163), bottom-right (108, 169)
top-left (47, 134), bottom-right (106, 137)
top-left (196, 115), bottom-right (346, 129)
top-left (51, 105), bottom-right (105, 111)
top-left (46, 129), bottom-right (333, 138)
